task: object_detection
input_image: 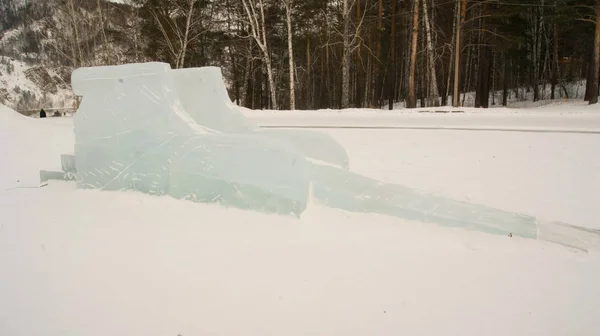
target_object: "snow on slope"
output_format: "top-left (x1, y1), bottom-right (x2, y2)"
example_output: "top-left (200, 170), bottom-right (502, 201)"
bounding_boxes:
top-left (0, 56), bottom-right (74, 111)
top-left (0, 103), bottom-right (73, 189)
top-left (1, 103), bottom-right (600, 336)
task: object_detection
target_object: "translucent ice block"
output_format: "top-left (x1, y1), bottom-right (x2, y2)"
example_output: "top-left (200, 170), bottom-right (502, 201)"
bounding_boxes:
top-left (172, 67), bottom-right (350, 169)
top-left (309, 164), bottom-right (538, 238)
top-left (172, 67), bottom-right (255, 133)
top-left (67, 62), bottom-right (600, 250)
top-left (72, 62), bottom-right (310, 216)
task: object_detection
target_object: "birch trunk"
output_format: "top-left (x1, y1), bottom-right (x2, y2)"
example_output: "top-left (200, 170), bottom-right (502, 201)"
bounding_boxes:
top-left (307, 37), bottom-right (312, 109)
top-left (502, 57), bottom-right (509, 106)
top-left (284, 0), bottom-right (295, 110)
top-left (444, 0), bottom-right (458, 106)
top-left (453, 0), bottom-right (466, 107)
top-left (355, 0), bottom-right (362, 108)
top-left (590, 0), bottom-right (600, 104)
top-left (551, 19), bottom-right (558, 99)
top-left (407, 0), bottom-right (420, 108)
top-left (422, 0), bottom-right (439, 106)
top-left (241, 0), bottom-right (278, 109)
top-left (68, 0), bottom-right (83, 67)
top-left (375, 0), bottom-right (383, 107)
top-left (341, 0), bottom-right (352, 108)
top-left (388, 0), bottom-right (396, 110)
top-left (97, 0), bottom-right (109, 64)
top-left (178, 0), bottom-right (195, 69)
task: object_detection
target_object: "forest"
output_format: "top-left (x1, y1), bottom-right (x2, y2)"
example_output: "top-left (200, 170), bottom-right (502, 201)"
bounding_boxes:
top-left (0, 0), bottom-right (599, 110)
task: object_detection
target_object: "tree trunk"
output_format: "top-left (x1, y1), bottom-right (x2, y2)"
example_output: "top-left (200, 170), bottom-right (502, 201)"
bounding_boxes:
top-left (366, 45), bottom-right (372, 107)
top-left (374, 0), bottom-right (383, 107)
top-left (97, 0), bottom-right (109, 64)
top-left (407, 0), bottom-right (420, 108)
top-left (444, 0), bottom-right (458, 106)
top-left (284, 0), bottom-right (295, 110)
top-left (243, 36), bottom-right (253, 107)
top-left (320, 44), bottom-right (326, 108)
top-left (388, 0), bottom-right (397, 110)
top-left (307, 37), bottom-right (312, 109)
top-left (178, 0), bottom-right (195, 69)
top-left (240, 0), bottom-right (278, 109)
top-left (590, 0), bottom-right (600, 105)
top-left (491, 50), bottom-right (496, 106)
top-left (326, 43), bottom-right (331, 107)
top-left (422, 0), bottom-right (439, 106)
top-left (341, 0), bottom-right (352, 108)
top-left (355, 0), bottom-right (363, 108)
top-left (551, 18), bottom-right (558, 99)
top-left (503, 57), bottom-right (509, 106)
top-left (68, 0), bottom-right (83, 67)
top-left (475, 1), bottom-right (490, 108)
top-left (463, 39), bottom-right (472, 107)
top-left (229, 45), bottom-right (239, 104)
top-left (225, 0), bottom-right (239, 104)
top-left (536, 0), bottom-right (545, 100)
top-left (585, 51), bottom-right (594, 101)
top-left (531, 4), bottom-right (541, 102)
top-left (453, 0), bottom-right (466, 107)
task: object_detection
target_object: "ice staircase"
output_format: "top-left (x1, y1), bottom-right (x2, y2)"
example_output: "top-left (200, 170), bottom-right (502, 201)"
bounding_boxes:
top-left (40, 154), bottom-right (77, 183)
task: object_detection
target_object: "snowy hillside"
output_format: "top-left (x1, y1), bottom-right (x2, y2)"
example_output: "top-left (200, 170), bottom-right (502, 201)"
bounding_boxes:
top-left (0, 0), bottom-right (143, 111)
top-left (1, 101), bottom-right (600, 336)
top-left (0, 56), bottom-right (74, 111)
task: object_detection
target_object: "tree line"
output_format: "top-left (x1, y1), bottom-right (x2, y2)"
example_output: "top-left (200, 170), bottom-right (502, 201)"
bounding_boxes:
top-left (1, 0), bottom-right (599, 110)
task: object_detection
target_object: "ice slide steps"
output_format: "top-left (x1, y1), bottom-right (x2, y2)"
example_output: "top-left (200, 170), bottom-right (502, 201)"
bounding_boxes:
top-left (40, 154), bottom-right (76, 183)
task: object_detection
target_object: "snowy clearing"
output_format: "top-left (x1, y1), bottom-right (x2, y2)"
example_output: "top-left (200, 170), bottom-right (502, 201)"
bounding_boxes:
top-left (244, 101), bottom-right (600, 132)
top-left (1, 102), bottom-right (600, 336)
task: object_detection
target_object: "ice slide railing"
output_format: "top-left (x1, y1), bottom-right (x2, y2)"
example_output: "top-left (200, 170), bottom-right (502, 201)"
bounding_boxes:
top-left (40, 62), bottom-right (598, 251)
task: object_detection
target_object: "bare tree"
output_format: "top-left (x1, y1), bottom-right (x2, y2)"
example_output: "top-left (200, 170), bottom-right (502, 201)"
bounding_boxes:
top-left (407, 0), bottom-right (420, 108)
top-left (444, 0), bottom-right (458, 105)
top-left (150, 0), bottom-right (201, 69)
top-left (97, 0), bottom-right (109, 63)
top-left (240, 0), bottom-right (278, 109)
top-left (374, 0), bottom-right (383, 107)
top-left (341, 0), bottom-right (354, 108)
top-left (283, 0), bottom-right (296, 110)
top-left (422, 0), bottom-right (439, 106)
top-left (452, 0), bottom-right (467, 107)
top-left (68, 0), bottom-right (83, 67)
top-left (590, 0), bottom-right (600, 104)
top-left (551, 0), bottom-right (558, 100)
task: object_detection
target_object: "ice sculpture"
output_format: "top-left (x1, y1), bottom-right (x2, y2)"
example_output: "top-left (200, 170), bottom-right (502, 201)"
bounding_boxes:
top-left (172, 67), bottom-right (350, 169)
top-left (310, 165), bottom-right (538, 237)
top-left (71, 62), bottom-right (311, 215)
top-left (39, 62), bottom-right (598, 251)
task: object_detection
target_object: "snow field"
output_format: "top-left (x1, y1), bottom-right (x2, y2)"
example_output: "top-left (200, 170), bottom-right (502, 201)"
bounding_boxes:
top-left (1, 103), bottom-right (600, 336)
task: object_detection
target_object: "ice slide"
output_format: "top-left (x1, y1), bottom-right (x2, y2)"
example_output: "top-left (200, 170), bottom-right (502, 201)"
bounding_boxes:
top-left (40, 62), bottom-right (599, 251)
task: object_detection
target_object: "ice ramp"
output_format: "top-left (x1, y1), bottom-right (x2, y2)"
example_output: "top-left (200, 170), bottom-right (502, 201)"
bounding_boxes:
top-left (40, 154), bottom-right (77, 183)
top-left (39, 62), bottom-right (600, 251)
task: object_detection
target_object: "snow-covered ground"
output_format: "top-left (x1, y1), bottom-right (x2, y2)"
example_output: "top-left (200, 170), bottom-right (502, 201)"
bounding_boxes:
top-left (245, 100), bottom-right (600, 132)
top-left (1, 102), bottom-right (600, 336)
